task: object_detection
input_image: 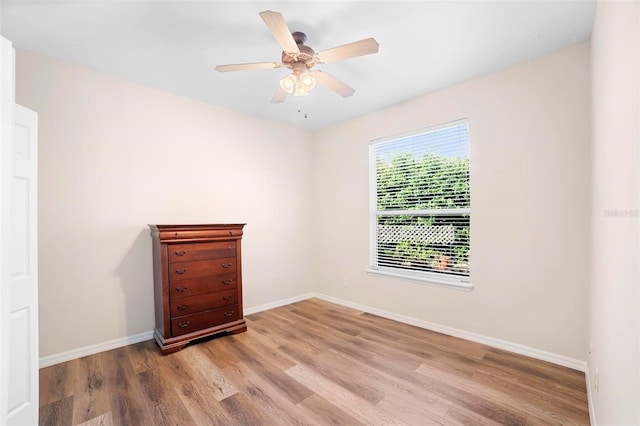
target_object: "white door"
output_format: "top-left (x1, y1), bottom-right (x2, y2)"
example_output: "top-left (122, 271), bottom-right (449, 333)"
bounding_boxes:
top-left (0, 36), bottom-right (39, 426)
top-left (6, 105), bottom-right (39, 425)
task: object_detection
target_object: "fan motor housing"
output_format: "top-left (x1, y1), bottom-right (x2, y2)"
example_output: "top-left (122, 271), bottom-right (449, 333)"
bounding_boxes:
top-left (282, 31), bottom-right (316, 68)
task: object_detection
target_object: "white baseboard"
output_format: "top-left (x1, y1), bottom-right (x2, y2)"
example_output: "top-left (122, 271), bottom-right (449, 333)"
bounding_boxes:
top-left (584, 365), bottom-right (597, 425)
top-left (38, 294), bottom-right (316, 368)
top-left (243, 292), bottom-right (315, 315)
top-left (39, 330), bottom-right (154, 368)
top-left (39, 292), bottom-right (587, 375)
top-left (312, 293), bottom-right (588, 372)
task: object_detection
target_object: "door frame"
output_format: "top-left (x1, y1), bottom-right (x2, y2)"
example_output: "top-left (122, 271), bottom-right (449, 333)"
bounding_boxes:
top-left (0, 34), bottom-right (16, 426)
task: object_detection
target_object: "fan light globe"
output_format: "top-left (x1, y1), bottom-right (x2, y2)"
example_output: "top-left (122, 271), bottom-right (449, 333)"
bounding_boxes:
top-left (279, 74), bottom-right (297, 93)
top-left (300, 72), bottom-right (317, 91)
top-left (294, 84), bottom-right (309, 97)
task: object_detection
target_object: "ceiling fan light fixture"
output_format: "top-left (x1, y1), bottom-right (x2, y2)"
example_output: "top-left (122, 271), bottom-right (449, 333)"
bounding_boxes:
top-left (280, 71), bottom-right (316, 97)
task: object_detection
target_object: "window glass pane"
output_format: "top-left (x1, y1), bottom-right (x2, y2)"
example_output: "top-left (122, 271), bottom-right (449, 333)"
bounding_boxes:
top-left (371, 120), bottom-right (471, 282)
top-left (375, 123), bottom-right (470, 211)
top-left (376, 214), bottom-right (470, 277)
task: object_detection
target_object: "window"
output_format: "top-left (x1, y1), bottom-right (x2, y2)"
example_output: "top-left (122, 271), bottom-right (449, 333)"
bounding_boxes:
top-left (369, 119), bottom-right (471, 289)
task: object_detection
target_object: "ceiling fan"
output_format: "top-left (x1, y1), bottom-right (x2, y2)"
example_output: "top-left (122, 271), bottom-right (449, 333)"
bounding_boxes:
top-left (215, 10), bottom-right (379, 103)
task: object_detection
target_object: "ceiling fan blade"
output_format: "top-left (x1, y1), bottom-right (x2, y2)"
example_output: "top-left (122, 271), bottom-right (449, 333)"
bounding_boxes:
top-left (313, 71), bottom-right (355, 97)
top-left (215, 62), bottom-right (281, 72)
top-left (271, 86), bottom-right (288, 104)
top-left (316, 38), bottom-right (379, 64)
top-left (259, 11), bottom-right (300, 55)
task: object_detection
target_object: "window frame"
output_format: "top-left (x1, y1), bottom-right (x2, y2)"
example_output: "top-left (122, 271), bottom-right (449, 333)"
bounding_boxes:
top-left (367, 119), bottom-right (472, 291)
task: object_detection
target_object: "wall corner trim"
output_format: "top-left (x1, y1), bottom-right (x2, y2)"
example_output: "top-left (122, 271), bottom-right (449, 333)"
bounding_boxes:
top-left (584, 365), bottom-right (597, 426)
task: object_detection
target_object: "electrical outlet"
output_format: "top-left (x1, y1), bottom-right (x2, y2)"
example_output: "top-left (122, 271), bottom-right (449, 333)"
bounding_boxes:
top-left (343, 277), bottom-right (349, 287)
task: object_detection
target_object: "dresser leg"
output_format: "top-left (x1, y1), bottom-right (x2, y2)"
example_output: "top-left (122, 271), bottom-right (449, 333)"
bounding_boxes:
top-left (154, 329), bottom-right (188, 355)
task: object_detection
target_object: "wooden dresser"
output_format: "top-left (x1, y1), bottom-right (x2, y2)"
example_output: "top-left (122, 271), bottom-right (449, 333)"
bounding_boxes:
top-left (149, 224), bottom-right (247, 354)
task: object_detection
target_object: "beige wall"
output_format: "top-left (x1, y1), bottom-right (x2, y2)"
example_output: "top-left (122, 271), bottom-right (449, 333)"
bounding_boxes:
top-left (18, 42), bottom-right (594, 365)
top-left (15, 50), bottom-right (315, 358)
top-left (589, 1), bottom-right (639, 423)
top-left (313, 42), bottom-right (591, 360)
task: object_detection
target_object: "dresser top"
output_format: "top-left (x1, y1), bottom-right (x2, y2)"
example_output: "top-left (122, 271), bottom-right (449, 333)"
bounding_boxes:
top-left (149, 224), bottom-right (245, 230)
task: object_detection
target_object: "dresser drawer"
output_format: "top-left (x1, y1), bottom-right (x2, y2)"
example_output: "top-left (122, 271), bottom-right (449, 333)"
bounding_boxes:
top-left (170, 289), bottom-right (238, 317)
top-left (170, 273), bottom-right (236, 298)
top-left (168, 242), bottom-right (236, 263)
top-left (170, 257), bottom-right (237, 280)
top-left (158, 227), bottom-right (243, 241)
top-left (171, 305), bottom-right (240, 336)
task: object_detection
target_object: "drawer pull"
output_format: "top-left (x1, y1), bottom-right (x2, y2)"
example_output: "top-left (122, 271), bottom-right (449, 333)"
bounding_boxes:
top-left (174, 232), bottom-right (179, 238)
top-left (221, 263), bottom-right (232, 269)
top-left (175, 250), bottom-right (187, 256)
top-left (222, 279), bottom-right (233, 286)
top-left (223, 295), bottom-right (233, 301)
top-left (176, 286), bottom-right (188, 293)
top-left (176, 268), bottom-right (188, 275)
top-left (224, 311), bottom-right (235, 317)
top-left (229, 231), bottom-right (233, 235)
top-left (177, 304), bottom-right (189, 310)
top-left (178, 321), bottom-right (191, 328)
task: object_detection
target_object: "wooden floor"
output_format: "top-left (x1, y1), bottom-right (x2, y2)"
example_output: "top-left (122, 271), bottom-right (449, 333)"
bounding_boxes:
top-left (39, 298), bottom-right (590, 425)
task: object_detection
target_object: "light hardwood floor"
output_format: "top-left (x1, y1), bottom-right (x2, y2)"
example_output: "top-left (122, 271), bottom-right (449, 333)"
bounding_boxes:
top-left (39, 298), bottom-right (590, 425)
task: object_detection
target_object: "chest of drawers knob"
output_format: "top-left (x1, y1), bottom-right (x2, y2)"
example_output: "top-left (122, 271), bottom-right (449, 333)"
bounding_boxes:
top-left (221, 263), bottom-right (232, 269)
top-left (223, 295), bottom-right (233, 301)
top-left (176, 286), bottom-right (188, 293)
top-left (175, 250), bottom-right (187, 256)
top-left (224, 311), bottom-right (235, 317)
top-left (176, 268), bottom-right (188, 275)
top-left (177, 304), bottom-right (189, 310)
top-left (178, 321), bottom-right (191, 328)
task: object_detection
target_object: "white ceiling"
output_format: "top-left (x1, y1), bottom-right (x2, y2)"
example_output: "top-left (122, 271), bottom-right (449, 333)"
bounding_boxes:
top-left (1, 1), bottom-right (595, 131)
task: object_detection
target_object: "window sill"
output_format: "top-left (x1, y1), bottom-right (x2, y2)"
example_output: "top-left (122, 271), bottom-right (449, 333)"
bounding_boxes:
top-left (366, 267), bottom-right (473, 291)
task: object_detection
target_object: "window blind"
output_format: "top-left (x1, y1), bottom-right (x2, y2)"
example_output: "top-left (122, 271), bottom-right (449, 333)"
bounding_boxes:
top-left (370, 120), bottom-right (470, 284)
